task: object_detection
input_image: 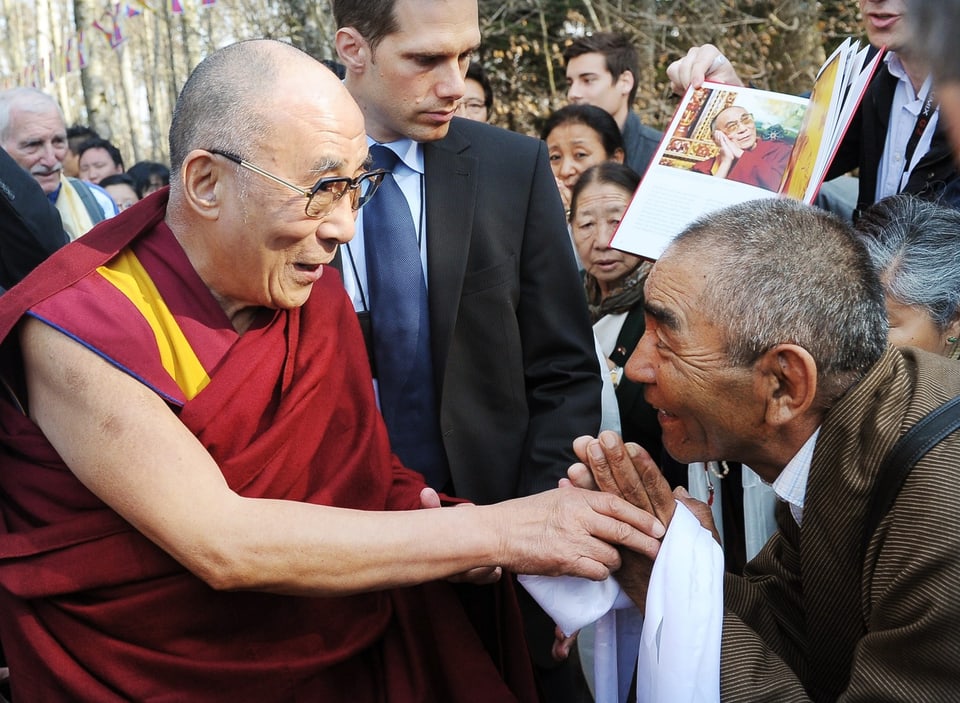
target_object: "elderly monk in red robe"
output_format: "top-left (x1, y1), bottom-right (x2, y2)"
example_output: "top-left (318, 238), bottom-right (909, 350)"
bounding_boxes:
top-left (0, 40), bottom-right (665, 701)
top-left (691, 105), bottom-right (793, 192)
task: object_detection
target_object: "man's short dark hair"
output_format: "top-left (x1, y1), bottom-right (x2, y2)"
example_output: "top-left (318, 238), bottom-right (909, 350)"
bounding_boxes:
top-left (670, 199), bottom-right (888, 407)
top-left (331, 0), bottom-right (400, 52)
top-left (67, 125), bottom-right (99, 155)
top-left (563, 32), bottom-right (639, 106)
top-left (77, 137), bottom-right (124, 171)
top-left (126, 160), bottom-right (170, 198)
top-left (98, 172), bottom-right (137, 190)
top-left (466, 61), bottom-right (494, 110)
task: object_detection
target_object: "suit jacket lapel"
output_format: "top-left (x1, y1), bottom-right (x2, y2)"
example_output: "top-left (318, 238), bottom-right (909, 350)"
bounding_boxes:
top-left (423, 128), bottom-right (478, 386)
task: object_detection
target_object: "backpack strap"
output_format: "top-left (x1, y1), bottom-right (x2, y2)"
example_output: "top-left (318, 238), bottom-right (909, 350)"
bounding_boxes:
top-left (68, 177), bottom-right (106, 225)
top-left (863, 394), bottom-right (960, 557)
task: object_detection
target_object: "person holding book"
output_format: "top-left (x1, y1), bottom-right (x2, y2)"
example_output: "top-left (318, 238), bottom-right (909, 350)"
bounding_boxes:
top-left (666, 0), bottom-right (960, 218)
top-left (690, 104), bottom-right (793, 191)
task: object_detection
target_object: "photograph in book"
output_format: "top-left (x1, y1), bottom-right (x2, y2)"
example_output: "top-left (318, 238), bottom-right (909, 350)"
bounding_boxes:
top-left (609, 83), bottom-right (808, 260)
top-left (610, 38), bottom-right (884, 261)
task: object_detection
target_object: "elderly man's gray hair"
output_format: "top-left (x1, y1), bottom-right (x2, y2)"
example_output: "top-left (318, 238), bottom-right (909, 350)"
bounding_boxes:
top-left (667, 198), bottom-right (888, 406)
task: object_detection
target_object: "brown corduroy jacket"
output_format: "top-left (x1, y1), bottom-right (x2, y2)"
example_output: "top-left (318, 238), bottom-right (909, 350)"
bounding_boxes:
top-left (721, 346), bottom-right (960, 702)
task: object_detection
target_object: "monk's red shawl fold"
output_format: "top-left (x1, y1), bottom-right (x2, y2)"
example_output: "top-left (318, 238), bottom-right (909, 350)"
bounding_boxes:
top-left (0, 190), bottom-right (538, 702)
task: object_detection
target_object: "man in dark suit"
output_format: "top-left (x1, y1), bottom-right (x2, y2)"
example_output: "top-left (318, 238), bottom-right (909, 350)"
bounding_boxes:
top-left (572, 198), bottom-right (960, 700)
top-left (333, 0), bottom-right (601, 696)
top-left (332, 0), bottom-right (600, 504)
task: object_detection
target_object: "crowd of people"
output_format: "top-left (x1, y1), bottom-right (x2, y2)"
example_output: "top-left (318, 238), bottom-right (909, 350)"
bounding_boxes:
top-left (0, 0), bottom-right (959, 701)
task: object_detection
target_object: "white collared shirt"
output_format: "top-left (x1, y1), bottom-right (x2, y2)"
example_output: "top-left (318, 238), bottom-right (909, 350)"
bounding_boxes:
top-left (342, 138), bottom-right (427, 312)
top-left (876, 52), bottom-right (939, 200)
top-left (771, 428), bottom-right (820, 527)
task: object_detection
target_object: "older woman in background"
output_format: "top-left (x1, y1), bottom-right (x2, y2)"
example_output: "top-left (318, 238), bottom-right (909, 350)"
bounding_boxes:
top-left (856, 194), bottom-right (960, 359)
top-left (567, 162), bottom-right (669, 470)
top-left (542, 104), bottom-right (625, 215)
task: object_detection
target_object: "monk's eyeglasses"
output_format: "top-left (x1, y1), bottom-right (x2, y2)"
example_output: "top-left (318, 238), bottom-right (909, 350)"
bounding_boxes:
top-left (208, 149), bottom-right (386, 219)
top-left (718, 113), bottom-right (755, 136)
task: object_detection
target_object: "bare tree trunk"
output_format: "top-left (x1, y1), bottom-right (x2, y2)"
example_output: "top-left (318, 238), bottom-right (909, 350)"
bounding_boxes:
top-left (34, 0), bottom-right (52, 89)
top-left (0, 0), bottom-right (28, 81)
top-left (147, 9), bottom-right (170, 163)
top-left (177, 3), bottom-right (200, 76)
top-left (163, 0), bottom-right (181, 117)
top-left (74, 0), bottom-right (110, 136)
top-left (765, 0), bottom-right (824, 93)
top-left (114, 44), bottom-right (142, 163)
top-left (536, 1), bottom-right (557, 98)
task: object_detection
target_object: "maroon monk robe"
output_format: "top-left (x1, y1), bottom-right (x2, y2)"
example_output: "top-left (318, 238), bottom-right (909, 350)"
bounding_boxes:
top-left (691, 138), bottom-right (793, 192)
top-left (0, 190), bottom-right (539, 702)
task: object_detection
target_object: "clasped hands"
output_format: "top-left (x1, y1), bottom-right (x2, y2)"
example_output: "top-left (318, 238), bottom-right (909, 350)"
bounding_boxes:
top-left (552, 431), bottom-right (719, 660)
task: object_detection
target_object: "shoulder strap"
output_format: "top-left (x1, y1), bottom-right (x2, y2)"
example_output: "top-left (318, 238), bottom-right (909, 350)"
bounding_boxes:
top-left (68, 178), bottom-right (106, 225)
top-left (863, 394), bottom-right (960, 556)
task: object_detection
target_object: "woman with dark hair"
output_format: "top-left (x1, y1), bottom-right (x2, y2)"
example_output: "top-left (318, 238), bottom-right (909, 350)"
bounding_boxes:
top-left (126, 161), bottom-right (170, 199)
top-left (541, 104), bottom-right (624, 214)
top-left (856, 194), bottom-right (960, 359)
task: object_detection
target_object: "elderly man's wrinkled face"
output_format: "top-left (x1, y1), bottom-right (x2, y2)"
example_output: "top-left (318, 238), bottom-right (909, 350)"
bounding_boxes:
top-left (624, 248), bottom-right (763, 464)
top-left (206, 70), bottom-right (370, 316)
top-left (1, 105), bottom-right (67, 194)
top-left (714, 106), bottom-right (757, 151)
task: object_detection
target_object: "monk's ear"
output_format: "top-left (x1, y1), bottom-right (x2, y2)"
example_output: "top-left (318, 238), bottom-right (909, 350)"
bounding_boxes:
top-left (755, 343), bottom-right (818, 427)
top-left (179, 149), bottom-right (222, 221)
top-left (336, 27), bottom-right (369, 73)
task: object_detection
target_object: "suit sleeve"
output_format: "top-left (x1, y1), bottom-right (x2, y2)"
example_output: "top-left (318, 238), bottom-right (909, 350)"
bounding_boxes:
top-left (0, 147), bottom-right (68, 291)
top-left (514, 140), bottom-right (602, 496)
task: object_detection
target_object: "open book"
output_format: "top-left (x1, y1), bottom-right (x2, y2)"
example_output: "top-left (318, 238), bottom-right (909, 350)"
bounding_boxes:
top-left (610, 38), bottom-right (885, 260)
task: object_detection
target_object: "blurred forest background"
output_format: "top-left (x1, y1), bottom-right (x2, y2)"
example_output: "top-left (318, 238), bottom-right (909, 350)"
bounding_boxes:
top-left (0, 0), bottom-right (865, 166)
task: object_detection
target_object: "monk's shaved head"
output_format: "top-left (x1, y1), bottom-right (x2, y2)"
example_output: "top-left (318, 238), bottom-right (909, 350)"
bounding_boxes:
top-left (168, 40), bottom-right (339, 182)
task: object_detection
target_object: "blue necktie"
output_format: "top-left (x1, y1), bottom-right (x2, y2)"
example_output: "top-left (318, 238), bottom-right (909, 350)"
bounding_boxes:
top-left (364, 145), bottom-right (449, 489)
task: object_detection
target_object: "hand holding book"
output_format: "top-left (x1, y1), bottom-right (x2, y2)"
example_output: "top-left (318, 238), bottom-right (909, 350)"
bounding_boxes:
top-left (612, 39), bottom-right (884, 260)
